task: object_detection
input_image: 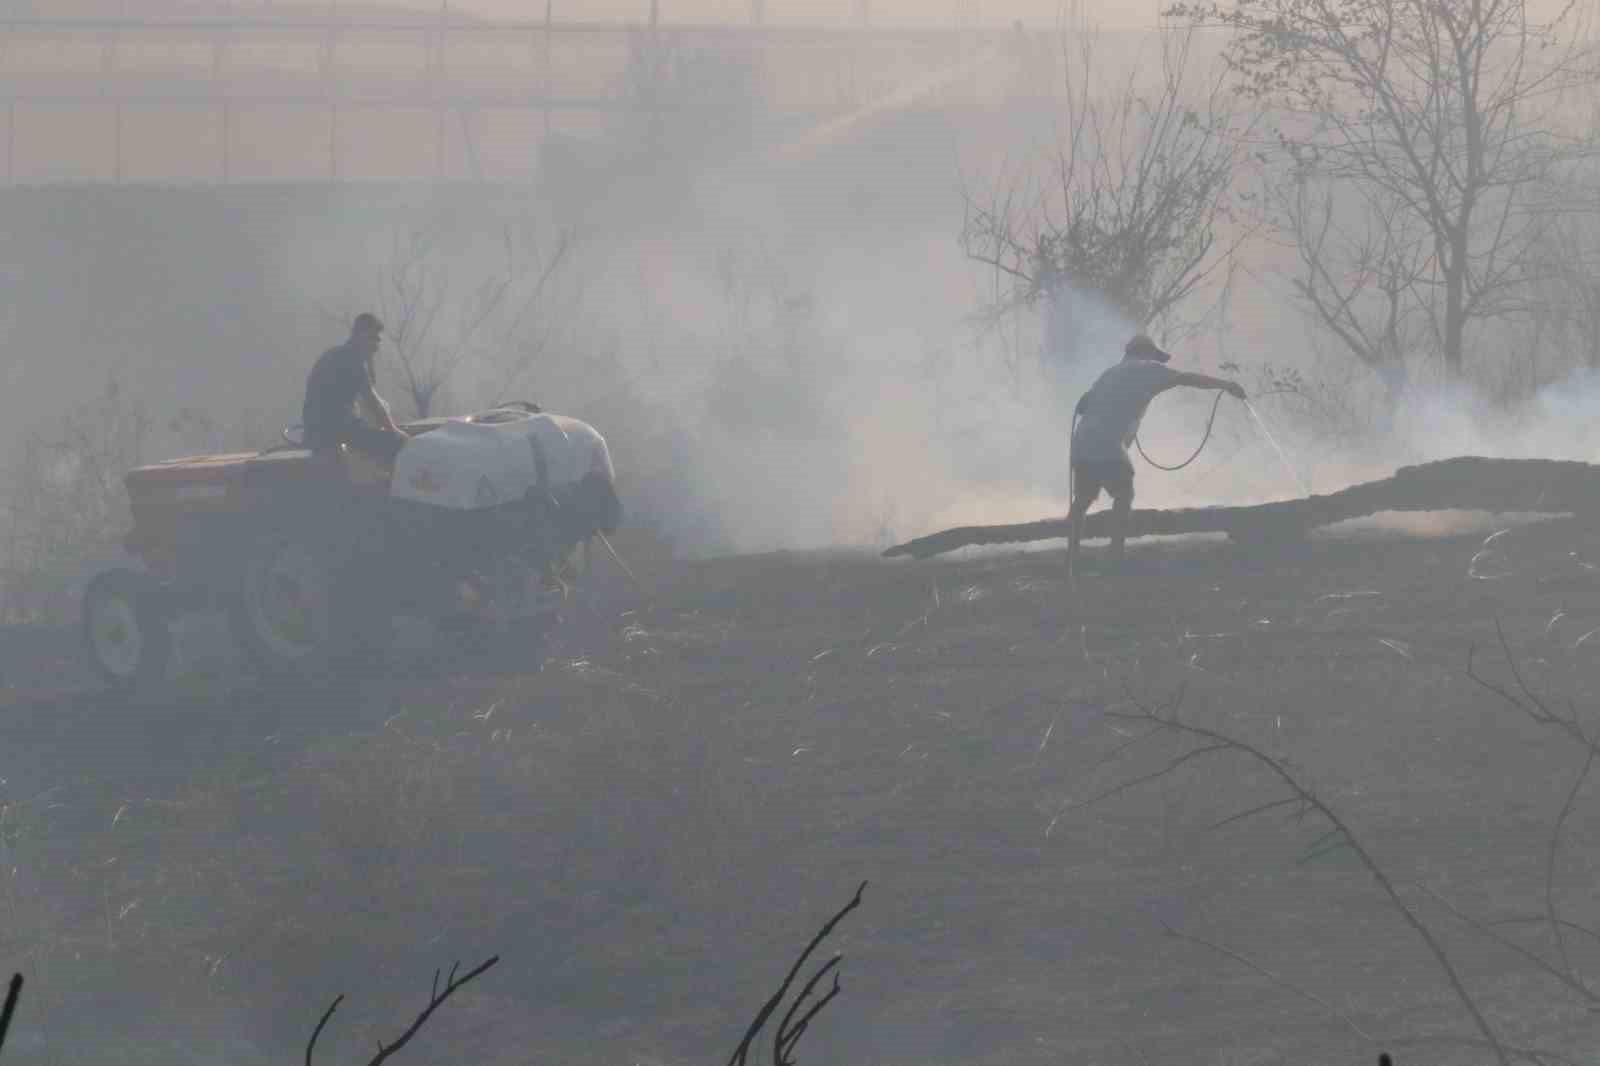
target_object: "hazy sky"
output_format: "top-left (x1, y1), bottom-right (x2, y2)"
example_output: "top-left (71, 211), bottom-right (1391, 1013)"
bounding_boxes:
top-left (445, 0), bottom-right (1162, 29)
top-left (439, 0), bottom-right (1581, 30)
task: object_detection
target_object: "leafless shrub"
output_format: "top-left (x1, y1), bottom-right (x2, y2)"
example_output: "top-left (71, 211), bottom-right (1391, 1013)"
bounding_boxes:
top-left (364, 221), bottom-right (578, 419)
top-left (962, 25), bottom-right (1251, 362)
top-left (0, 374), bottom-right (150, 624)
top-left (1223, 357), bottom-right (1388, 451)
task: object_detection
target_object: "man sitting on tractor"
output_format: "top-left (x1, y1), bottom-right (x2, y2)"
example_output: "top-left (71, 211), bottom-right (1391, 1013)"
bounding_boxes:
top-left (302, 312), bottom-right (410, 465)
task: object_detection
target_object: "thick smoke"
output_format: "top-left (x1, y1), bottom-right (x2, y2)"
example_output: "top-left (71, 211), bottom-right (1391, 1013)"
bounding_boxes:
top-left (3, 22), bottom-right (1599, 582)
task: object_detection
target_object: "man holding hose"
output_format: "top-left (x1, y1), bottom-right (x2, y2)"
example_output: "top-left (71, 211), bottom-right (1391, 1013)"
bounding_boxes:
top-left (1068, 334), bottom-right (1244, 573)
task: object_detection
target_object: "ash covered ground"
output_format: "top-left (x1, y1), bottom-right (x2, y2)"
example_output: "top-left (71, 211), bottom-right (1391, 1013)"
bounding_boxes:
top-left (3, 518), bottom-right (1599, 1065)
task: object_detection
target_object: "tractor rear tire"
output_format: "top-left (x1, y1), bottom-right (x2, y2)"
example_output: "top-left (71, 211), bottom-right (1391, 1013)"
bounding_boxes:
top-left (230, 539), bottom-right (387, 685)
top-left (81, 568), bottom-right (172, 695)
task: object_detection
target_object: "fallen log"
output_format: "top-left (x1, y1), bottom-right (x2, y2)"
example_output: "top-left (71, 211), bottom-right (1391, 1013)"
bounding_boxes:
top-left (882, 457), bottom-right (1600, 560)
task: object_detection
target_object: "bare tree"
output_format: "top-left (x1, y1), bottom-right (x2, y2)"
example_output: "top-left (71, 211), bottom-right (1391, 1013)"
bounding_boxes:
top-left (962, 25), bottom-right (1250, 364)
top-left (376, 222), bottom-right (577, 419)
top-left (1168, 0), bottom-right (1598, 384)
top-left (1524, 153), bottom-right (1600, 376)
top-left (1271, 178), bottom-right (1433, 399)
top-left (1528, 226), bottom-right (1600, 374)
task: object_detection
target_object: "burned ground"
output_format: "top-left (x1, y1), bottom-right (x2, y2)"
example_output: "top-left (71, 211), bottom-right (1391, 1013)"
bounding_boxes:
top-left (2, 517), bottom-right (1599, 1065)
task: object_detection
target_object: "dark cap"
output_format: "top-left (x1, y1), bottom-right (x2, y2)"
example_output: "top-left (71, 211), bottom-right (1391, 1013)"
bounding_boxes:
top-left (352, 312), bottom-right (384, 336)
top-left (1125, 333), bottom-right (1171, 363)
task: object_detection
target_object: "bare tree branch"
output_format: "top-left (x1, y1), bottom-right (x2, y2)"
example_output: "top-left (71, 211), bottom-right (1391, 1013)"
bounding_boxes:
top-left (727, 881), bottom-right (866, 1066)
top-left (0, 973), bottom-right (21, 1055)
top-left (1415, 883), bottom-right (1599, 1008)
top-left (1463, 623), bottom-right (1600, 995)
top-left (1157, 919), bottom-right (1377, 1043)
top-left (367, 956), bottom-right (499, 1066)
top-left (303, 955), bottom-right (499, 1066)
top-left (1085, 693), bottom-right (1513, 1066)
top-left (304, 993), bottom-right (343, 1066)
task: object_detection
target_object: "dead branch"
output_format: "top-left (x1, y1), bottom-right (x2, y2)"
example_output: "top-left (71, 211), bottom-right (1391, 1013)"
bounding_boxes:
top-left (303, 955), bottom-right (499, 1066)
top-left (0, 973), bottom-right (20, 1055)
top-left (1086, 694), bottom-right (1512, 1066)
top-left (1464, 624), bottom-right (1600, 994)
top-left (727, 881), bottom-right (866, 1066)
top-left (1385, 1034), bottom-right (1582, 1066)
top-left (1466, 622), bottom-right (1600, 753)
top-left (1414, 884), bottom-right (1599, 1009)
top-left (304, 994), bottom-right (344, 1066)
top-left (883, 456), bottom-right (1600, 560)
top-left (1156, 919), bottom-right (1376, 1043)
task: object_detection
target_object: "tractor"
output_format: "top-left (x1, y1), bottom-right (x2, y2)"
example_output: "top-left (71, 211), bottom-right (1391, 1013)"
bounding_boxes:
top-left (81, 404), bottom-right (621, 690)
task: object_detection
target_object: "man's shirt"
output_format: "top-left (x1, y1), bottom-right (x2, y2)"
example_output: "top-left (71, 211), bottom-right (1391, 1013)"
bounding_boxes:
top-left (1070, 358), bottom-right (1183, 464)
top-left (302, 341), bottom-right (376, 448)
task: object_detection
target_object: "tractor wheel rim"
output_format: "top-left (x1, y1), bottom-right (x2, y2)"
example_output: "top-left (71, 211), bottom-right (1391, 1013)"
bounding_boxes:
top-left (90, 597), bottom-right (143, 678)
top-left (247, 546), bottom-right (330, 660)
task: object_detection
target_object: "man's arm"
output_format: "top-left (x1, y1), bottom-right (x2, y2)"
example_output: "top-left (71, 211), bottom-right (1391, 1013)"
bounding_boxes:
top-left (1172, 371), bottom-right (1245, 399)
top-left (358, 381), bottom-right (402, 432)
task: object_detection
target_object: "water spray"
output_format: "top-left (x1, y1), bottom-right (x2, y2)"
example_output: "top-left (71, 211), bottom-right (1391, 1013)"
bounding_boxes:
top-left (1243, 399), bottom-right (1311, 498)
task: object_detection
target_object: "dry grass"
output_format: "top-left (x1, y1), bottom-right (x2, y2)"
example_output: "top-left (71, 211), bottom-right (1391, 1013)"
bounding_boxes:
top-left (0, 517), bottom-right (1598, 1063)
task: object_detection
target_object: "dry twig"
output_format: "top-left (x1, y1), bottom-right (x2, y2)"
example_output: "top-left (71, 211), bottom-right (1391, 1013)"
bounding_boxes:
top-left (304, 955), bottom-right (499, 1066)
top-left (0, 973), bottom-right (20, 1055)
top-left (1089, 693), bottom-right (1512, 1066)
top-left (1155, 919), bottom-right (1375, 1043)
top-left (1464, 622), bottom-right (1600, 997)
top-left (727, 881), bottom-right (866, 1066)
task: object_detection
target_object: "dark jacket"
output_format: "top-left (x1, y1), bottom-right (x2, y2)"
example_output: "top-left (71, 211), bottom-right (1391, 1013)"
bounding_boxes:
top-left (302, 340), bottom-right (376, 450)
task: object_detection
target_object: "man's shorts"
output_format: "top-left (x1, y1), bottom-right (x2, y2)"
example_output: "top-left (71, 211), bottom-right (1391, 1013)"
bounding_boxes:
top-left (1071, 453), bottom-right (1135, 501)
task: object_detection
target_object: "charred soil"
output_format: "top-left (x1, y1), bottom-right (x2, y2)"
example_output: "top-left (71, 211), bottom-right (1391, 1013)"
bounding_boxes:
top-left (2, 518), bottom-right (1599, 1065)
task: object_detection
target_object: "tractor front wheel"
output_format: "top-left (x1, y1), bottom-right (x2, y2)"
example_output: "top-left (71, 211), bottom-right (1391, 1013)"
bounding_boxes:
top-left (81, 568), bottom-right (172, 694)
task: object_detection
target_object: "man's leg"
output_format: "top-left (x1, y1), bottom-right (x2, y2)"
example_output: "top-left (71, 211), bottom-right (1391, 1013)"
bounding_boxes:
top-left (1107, 465), bottom-right (1136, 563)
top-left (1066, 466), bottom-right (1101, 576)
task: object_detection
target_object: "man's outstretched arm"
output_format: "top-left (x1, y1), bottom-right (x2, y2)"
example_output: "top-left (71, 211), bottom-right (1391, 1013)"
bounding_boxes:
top-left (1172, 371), bottom-right (1245, 399)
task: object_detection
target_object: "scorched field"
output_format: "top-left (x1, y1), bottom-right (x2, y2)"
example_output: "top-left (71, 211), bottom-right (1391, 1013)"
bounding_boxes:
top-left (1, 517), bottom-right (1598, 1066)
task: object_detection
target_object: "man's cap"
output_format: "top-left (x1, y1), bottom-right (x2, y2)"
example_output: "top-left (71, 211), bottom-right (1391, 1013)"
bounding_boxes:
top-left (352, 312), bottom-right (384, 335)
top-left (1125, 333), bottom-right (1172, 363)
